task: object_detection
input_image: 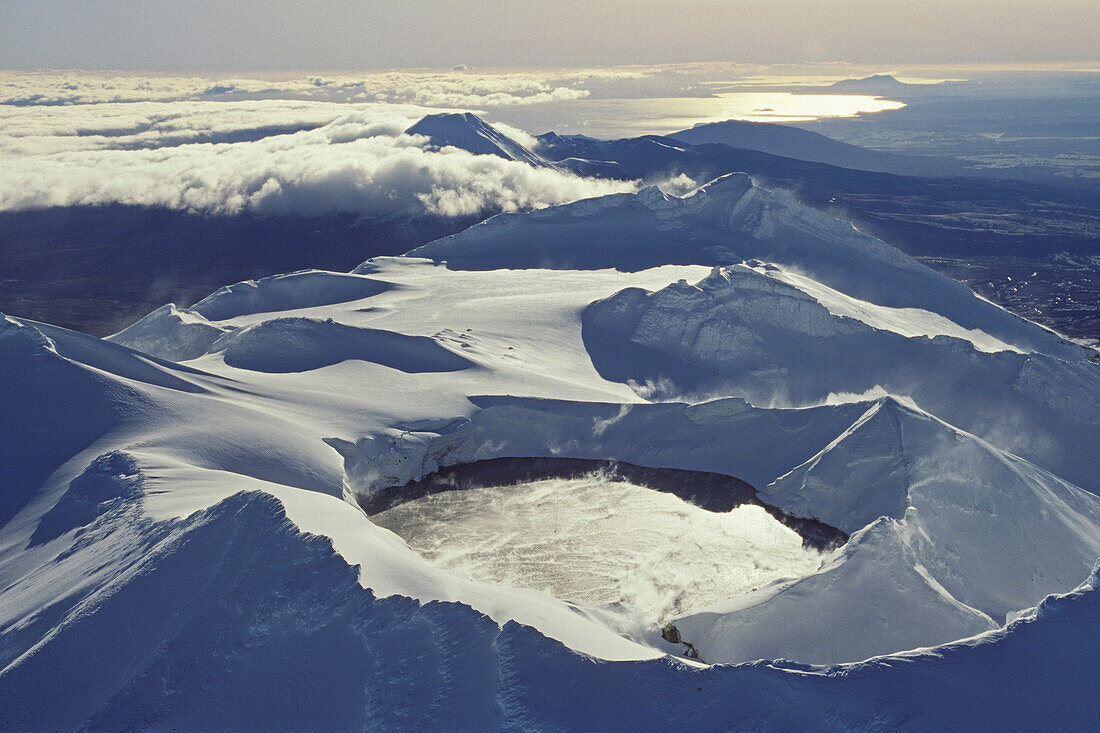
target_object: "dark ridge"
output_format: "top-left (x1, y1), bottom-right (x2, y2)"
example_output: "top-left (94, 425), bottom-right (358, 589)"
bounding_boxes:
top-left (360, 456), bottom-right (848, 551)
top-left (0, 205), bottom-right (481, 336)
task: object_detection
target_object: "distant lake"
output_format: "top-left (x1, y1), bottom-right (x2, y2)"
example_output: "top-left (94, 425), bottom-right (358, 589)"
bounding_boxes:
top-left (490, 93), bottom-right (906, 138)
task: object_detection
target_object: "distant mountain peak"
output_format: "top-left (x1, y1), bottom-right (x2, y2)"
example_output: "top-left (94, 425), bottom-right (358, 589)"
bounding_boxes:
top-left (405, 112), bottom-right (547, 167)
top-left (410, 111), bottom-right (485, 129)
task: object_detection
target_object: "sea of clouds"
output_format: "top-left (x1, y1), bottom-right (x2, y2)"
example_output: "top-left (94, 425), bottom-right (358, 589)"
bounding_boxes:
top-left (0, 70), bottom-right (644, 219)
top-left (0, 68), bottom-right (653, 107)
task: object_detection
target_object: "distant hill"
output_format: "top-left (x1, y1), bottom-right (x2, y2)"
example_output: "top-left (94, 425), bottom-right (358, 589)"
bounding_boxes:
top-left (826, 74), bottom-right (928, 96)
top-left (669, 118), bottom-right (962, 177)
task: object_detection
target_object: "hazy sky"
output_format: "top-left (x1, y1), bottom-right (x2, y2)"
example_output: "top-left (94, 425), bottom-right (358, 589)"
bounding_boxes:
top-left (3, 0), bottom-right (1097, 71)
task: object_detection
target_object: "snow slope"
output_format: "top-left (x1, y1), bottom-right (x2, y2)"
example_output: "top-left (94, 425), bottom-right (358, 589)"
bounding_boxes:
top-left (409, 174), bottom-right (1082, 358)
top-left (2, 166), bottom-right (1098, 725)
top-left (676, 398), bottom-right (1100, 664)
top-left (2, 482), bottom-right (1096, 730)
top-left (583, 264), bottom-right (1099, 490)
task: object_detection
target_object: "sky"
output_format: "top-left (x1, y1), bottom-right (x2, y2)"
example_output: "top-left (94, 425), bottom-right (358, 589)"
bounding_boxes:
top-left (2, 0), bottom-right (1098, 71)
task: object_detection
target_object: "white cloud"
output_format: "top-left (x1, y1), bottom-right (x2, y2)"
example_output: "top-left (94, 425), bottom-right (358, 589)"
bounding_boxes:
top-left (0, 102), bottom-right (635, 218)
top-left (655, 173), bottom-right (700, 196)
top-left (0, 71), bottom-right (650, 220)
top-left (0, 100), bottom-right (433, 156)
top-left (0, 70), bottom-right (601, 108)
top-left (487, 121), bottom-right (542, 151)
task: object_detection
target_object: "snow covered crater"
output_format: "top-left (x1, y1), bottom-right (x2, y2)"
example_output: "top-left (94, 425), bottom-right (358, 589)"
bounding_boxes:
top-left (3, 168), bottom-right (1099, 727)
top-left (371, 470), bottom-right (826, 631)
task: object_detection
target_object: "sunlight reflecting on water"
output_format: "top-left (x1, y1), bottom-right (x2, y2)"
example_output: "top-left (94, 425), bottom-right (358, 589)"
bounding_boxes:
top-left (714, 92), bottom-right (905, 121)
top-left (491, 92), bottom-right (905, 138)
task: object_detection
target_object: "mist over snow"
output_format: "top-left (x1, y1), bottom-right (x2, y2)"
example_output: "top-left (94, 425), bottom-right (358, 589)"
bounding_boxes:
top-left (0, 96), bottom-right (635, 217)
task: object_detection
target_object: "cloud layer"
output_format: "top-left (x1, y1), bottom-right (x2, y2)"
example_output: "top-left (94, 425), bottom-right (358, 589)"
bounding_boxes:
top-left (8, 66), bottom-right (876, 219)
top-left (0, 69), bottom-right (616, 108)
top-left (0, 97), bottom-right (635, 218)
